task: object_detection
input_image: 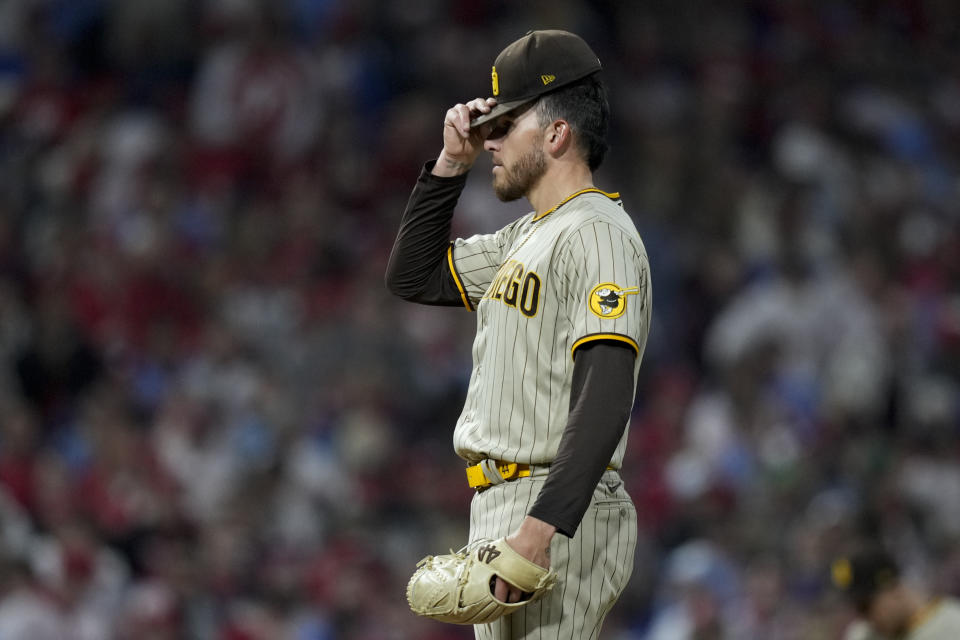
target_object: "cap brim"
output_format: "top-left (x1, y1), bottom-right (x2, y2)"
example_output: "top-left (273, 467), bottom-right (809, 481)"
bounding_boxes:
top-left (469, 98), bottom-right (533, 129)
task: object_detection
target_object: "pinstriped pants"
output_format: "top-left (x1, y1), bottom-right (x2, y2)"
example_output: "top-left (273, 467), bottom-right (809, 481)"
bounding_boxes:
top-left (469, 470), bottom-right (637, 640)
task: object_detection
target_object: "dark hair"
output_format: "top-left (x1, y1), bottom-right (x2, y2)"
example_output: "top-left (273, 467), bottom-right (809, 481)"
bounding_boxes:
top-left (536, 74), bottom-right (610, 171)
top-left (831, 547), bottom-right (900, 613)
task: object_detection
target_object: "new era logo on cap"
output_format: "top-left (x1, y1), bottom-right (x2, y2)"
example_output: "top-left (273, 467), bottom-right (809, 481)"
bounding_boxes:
top-left (471, 30), bottom-right (602, 129)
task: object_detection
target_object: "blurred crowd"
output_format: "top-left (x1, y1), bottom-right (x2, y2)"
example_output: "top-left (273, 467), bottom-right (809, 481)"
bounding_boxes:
top-left (0, 0), bottom-right (958, 638)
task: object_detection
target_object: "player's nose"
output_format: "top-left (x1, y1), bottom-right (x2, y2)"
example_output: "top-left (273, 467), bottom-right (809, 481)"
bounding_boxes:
top-left (483, 137), bottom-right (500, 153)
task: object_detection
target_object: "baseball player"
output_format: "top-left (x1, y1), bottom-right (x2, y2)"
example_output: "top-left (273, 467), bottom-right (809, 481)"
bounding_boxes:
top-left (832, 548), bottom-right (960, 640)
top-left (386, 30), bottom-right (651, 638)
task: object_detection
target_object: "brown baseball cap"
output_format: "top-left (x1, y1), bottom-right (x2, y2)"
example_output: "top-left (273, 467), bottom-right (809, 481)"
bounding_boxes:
top-left (831, 548), bottom-right (901, 613)
top-left (469, 30), bottom-right (602, 129)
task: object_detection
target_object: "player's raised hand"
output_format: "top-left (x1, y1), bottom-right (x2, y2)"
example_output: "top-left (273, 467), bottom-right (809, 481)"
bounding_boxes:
top-left (432, 97), bottom-right (497, 177)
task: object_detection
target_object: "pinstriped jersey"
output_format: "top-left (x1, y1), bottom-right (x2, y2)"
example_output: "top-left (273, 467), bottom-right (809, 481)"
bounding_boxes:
top-left (449, 189), bottom-right (651, 466)
top-left (843, 600), bottom-right (960, 640)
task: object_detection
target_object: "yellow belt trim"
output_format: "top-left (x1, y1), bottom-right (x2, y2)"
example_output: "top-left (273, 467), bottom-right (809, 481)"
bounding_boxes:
top-left (466, 461), bottom-right (616, 489)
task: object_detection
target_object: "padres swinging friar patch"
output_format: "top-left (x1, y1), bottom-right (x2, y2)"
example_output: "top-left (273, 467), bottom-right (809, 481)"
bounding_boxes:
top-left (588, 283), bottom-right (639, 319)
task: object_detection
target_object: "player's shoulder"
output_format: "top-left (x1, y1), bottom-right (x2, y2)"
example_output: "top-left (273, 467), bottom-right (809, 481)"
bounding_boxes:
top-left (560, 189), bottom-right (627, 219)
top-left (555, 191), bottom-right (645, 254)
top-left (916, 598), bottom-right (960, 637)
top-left (558, 190), bottom-right (638, 236)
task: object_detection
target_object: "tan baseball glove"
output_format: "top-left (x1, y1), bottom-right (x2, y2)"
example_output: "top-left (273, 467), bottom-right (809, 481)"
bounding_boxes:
top-left (406, 537), bottom-right (559, 625)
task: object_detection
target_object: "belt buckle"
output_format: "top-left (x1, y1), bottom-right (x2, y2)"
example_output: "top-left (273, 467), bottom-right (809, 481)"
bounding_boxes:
top-left (497, 462), bottom-right (519, 480)
top-left (465, 460), bottom-right (524, 490)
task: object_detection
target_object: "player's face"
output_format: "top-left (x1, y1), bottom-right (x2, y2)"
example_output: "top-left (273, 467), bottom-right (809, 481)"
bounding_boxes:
top-left (492, 141), bottom-right (546, 202)
top-left (484, 104), bottom-right (547, 202)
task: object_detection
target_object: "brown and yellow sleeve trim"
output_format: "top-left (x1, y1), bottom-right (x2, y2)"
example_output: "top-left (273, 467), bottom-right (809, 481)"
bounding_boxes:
top-left (447, 244), bottom-right (474, 311)
top-left (571, 333), bottom-right (639, 359)
top-left (532, 188), bottom-right (621, 221)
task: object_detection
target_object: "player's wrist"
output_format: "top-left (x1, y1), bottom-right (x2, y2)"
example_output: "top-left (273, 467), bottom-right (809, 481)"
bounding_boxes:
top-left (506, 517), bottom-right (555, 570)
top-left (518, 515), bottom-right (557, 538)
top-left (432, 149), bottom-right (475, 177)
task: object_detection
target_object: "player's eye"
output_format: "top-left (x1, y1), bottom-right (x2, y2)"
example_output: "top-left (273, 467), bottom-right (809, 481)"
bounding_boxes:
top-left (487, 121), bottom-right (513, 140)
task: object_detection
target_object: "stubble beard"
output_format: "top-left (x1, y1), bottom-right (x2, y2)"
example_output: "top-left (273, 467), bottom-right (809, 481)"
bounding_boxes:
top-left (492, 144), bottom-right (546, 202)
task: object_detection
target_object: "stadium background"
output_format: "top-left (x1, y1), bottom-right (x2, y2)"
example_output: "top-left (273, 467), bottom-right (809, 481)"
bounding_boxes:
top-left (0, 0), bottom-right (958, 638)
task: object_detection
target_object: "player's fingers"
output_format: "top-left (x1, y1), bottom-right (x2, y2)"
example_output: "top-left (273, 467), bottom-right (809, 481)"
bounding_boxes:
top-left (494, 577), bottom-right (524, 604)
top-left (443, 104), bottom-right (470, 138)
top-left (467, 97), bottom-right (494, 114)
top-left (444, 104), bottom-right (468, 138)
top-left (493, 576), bottom-right (509, 603)
top-left (451, 103), bottom-right (473, 136)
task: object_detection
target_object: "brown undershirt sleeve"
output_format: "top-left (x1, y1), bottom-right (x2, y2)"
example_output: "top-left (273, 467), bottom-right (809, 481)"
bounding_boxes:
top-left (385, 161), bottom-right (469, 306)
top-left (527, 341), bottom-right (636, 537)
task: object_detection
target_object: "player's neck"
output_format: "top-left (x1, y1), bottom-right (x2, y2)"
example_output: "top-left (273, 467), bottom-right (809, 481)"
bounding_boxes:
top-left (527, 162), bottom-right (594, 217)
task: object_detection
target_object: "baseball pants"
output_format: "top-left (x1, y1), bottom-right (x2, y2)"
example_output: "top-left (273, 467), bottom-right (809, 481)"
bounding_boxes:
top-left (469, 469), bottom-right (637, 640)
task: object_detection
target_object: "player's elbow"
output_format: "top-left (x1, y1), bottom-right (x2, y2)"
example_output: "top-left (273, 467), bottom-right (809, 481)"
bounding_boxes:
top-left (384, 256), bottom-right (406, 296)
top-left (384, 274), bottom-right (409, 299)
top-left (384, 267), bottom-right (422, 301)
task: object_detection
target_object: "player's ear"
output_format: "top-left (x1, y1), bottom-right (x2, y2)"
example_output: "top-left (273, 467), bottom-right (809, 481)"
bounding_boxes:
top-left (545, 119), bottom-right (572, 156)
